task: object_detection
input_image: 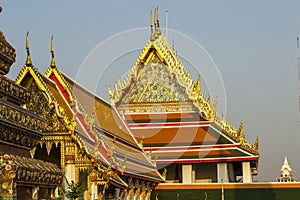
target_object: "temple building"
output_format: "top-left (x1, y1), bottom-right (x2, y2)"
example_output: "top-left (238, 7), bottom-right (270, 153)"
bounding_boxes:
top-left (277, 156), bottom-right (297, 182)
top-left (10, 5), bottom-right (300, 200)
top-left (110, 8), bottom-right (259, 184)
top-left (13, 33), bottom-right (164, 199)
top-left (1, 8), bottom-right (163, 200)
top-left (0, 30), bottom-right (63, 198)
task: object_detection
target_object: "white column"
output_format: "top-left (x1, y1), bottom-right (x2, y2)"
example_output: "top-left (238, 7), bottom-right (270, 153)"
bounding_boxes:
top-left (64, 163), bottom-right (76, 199)
top-left (90, 183), bottom-right (98, 200)
top-left (228, 163), bottom-right (235, 182)
top-left (182, 165), bottom-right (192, 183)
top-left (242, 161), bottom-right (252, 183)
top-left (217, 163), bottom-right (229, 183)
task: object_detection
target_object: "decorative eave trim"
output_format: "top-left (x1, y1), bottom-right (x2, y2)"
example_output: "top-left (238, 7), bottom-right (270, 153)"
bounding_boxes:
top-left (156, 156), bottom-right (259, 165)
top-left (45, 66), bottom-right (73, 104)
top-left (15, 64), bottom-right (75, 131)
top-left (143, 143), bottom-right (241, 152)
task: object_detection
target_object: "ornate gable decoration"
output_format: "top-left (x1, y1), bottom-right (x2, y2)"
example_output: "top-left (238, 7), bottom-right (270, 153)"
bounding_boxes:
top-left (122, 53), bottom-right (188, 103)
top-left (109, 9), bottom-right (216, 120)
top-left (15, 33), bottom-right (74, 132)
top-left (109, 9), bottom-right (259, 156)
top-left (26, 80), bottom-right (68, 132)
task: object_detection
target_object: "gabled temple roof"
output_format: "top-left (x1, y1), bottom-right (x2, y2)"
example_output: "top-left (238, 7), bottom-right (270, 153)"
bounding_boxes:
top-left (111, 10), bottom-right (259, 157)
top-left (58, 72), bottom-right (164, 182)
top-left (15, 34), bottom-right (73, 132)
top-left (43, 42), bottom-right (164, 182)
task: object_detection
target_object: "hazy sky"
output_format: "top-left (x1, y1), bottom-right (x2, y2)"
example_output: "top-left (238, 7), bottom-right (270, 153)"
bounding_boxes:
top-left (1, 1), bottom-right (300, 181)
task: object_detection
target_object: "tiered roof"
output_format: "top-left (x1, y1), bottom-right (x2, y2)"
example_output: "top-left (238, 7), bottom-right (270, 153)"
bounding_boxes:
top-left (111, 9), bottom-right (259, 171)
top-left (15, 34), bottom-right (163, 185)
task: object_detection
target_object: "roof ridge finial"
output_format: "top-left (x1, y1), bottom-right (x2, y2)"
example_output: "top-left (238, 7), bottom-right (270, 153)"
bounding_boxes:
top-left (150, 10), bottom-right (155, 41)
top-left (156, 6), bottom-right (161, 34)
top-left (172, 38), bottom-right (175, 51)
top-left (284, 156), bottom-right (288, 164)
top-left (25, 31), bottom-right (32, 66)
top-left (150, 10), bottom-right (153, 34)
top-left (154, 7), bottom-right (157, 30)
top-left (50, 35), bottom-right (56, 68)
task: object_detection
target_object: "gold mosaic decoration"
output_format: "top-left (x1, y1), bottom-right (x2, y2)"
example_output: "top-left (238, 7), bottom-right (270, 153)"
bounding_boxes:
top-left (123, 53), bottom-right (187, 103)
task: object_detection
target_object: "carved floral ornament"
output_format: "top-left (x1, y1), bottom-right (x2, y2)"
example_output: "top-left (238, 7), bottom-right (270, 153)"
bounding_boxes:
top-left (0, 154), bottom-right (16, 198)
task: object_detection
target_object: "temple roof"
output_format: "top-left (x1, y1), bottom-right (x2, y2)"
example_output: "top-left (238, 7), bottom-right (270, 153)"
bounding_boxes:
top-left (8, 154), bottom-right (63, 185)
top-left (58, 72), bottom-right (163, 182)
top-left (43, 45), bottom-right (164, 182)
top-left (0, 154), bottom-right (62, 188)
top-left (111, 10), bottom-right (259, 157)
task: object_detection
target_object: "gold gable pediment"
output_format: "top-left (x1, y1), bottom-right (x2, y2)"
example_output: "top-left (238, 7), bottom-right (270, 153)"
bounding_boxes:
top-left (122, 52), bottom-right (188, 104)
top-left (111, 17), bottom-right (258, 155)
top-left (26, 80), bottom-right (68, 133)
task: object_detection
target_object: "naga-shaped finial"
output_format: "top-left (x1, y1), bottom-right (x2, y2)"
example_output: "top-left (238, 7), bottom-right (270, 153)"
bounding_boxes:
top-left (150, 10), bottom-right (153, 33)
top-left (25, 32), bottom-right (32, 66)
top-left (50, 36), bottom-right (56, 68)
top-left (108, 86), bottom-right (114, 102)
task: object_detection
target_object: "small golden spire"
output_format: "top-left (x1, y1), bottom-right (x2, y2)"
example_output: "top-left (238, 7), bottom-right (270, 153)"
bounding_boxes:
top-left (237, 122), bottom-right (244, 138)
top-left (154, 7), bottom-right (157, 29)
top-left (50, 35), bottom-right (56, 68)
top-left (195, 75), bottom-right (201, 92)
top-left (150, 10), bottom-right (153, 33)
top-left (172, 38), bottom-right (175, 51)
top-left (253, 136), bottom-right (259, 154)
top-left (156, 6), bottom-right (161, 34)
top-left (25, 32), bottom-right (32, 66)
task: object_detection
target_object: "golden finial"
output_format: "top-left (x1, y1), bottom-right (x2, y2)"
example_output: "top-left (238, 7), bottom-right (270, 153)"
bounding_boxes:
top-left (207, 95), bottom-right (211, 104)
top-left (172, 38), bottom-right (175, 51)
top-left (150, 10), bottom-right (153, 33)
top-left (108, 86), bottom-right (114, 102)
top-left (156, 6), bottom-right (161, 34)
top-left (50, 35), bottom-right (56, 68)
top-left (237, 122), bottom-right (244, 142)
top-left (253, 136), bottom-right (259, 155)
top-left (209, 97), bottom-right (218, 120)
top-left (25, 32), bottom-right (32, 66)
top-left (154, 7), bottom-right (157, 29)
top-left (195, 75), bottom-right (201, 92)
top-left (139, 136), bottom-right (144, 148)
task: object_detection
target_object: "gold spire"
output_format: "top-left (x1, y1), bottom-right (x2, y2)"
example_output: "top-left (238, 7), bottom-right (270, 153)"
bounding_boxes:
top-left (50, 35), bottom-right (56, 68)
top-left (150, 10), bottom-right (153, 33)
top-left (172, 38), bottom-right (175, 51)
top-left (154, 7), bottom-right (157, 29)
top-left (195, 75), bottom-right (201, 92)
top-left (153, 7), bottom-right (160, 37)
top-left (25, 32), bottom-right (32, 66)
top-left (156, 6), bottom-right (161, 34)
top-left (254, 137), bottom-right (259, 151)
